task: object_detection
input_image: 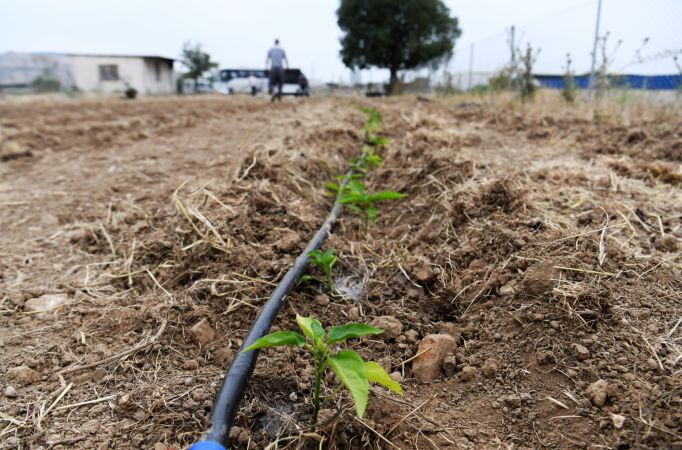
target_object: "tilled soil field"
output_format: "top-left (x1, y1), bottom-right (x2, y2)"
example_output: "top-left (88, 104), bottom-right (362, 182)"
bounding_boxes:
top-left (0, 95), bottom-right (680, 449)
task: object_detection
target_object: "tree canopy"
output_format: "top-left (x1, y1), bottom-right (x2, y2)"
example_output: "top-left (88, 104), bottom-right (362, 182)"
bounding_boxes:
top-left (180, 41), bottom-right (218, 86)
top-left (337, 0), bottom-right (461, 93)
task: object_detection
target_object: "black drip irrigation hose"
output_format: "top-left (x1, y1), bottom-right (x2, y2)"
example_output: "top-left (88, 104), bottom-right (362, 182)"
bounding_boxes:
top-left (190, 172), bottom-right (353, 450)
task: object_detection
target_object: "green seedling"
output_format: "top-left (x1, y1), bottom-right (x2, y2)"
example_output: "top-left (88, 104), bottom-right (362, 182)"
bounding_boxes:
top-left (339, 180), bottom-right (407, 227)
top-left (360, 107), bottom-right (389, 148)
top-left (303, 248), bottom-right (337, 295)
top-left (244, 314), bottom-right (402, 429)
top-left (360, 107), bottom-right (382, 135)
top-left (349, 145), bottom-right (382, 174)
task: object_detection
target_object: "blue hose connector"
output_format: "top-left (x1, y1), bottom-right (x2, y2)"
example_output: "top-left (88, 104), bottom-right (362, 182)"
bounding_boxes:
top-left (189, 441), bottom-right (226, 450)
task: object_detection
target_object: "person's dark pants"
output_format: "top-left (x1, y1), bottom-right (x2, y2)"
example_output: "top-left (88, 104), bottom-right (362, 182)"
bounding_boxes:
top-left (269, 67), bottom-right (284, 101)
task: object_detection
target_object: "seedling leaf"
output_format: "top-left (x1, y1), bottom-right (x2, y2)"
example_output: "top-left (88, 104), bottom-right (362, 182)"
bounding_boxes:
top-left (297, 314), bottom-right (325, 344)
top-left (243, 331), bottom-right (305, 352)
top-left (365, 361), bottom-right (403, 395)
top-left (328, 350), bottom-right (369, 417)
top-left (298, 274), bottom-right (313, 284)
top-left (367, 135), bottom-right (389, 147)
top-left (365, 206), bottom-right (377, 223)
top-left (327, 323), bottom-right (383, 345)
top-left (367, 191), bottom-right (407, 202)
top-left (325, 182), bottom-right (340, 192)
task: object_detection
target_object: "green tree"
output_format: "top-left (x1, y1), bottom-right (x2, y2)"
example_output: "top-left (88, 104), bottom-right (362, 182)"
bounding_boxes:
top-left (337, 0), bottom-right (461, 94)
top-left (180, 41), bottom-right (218, 92)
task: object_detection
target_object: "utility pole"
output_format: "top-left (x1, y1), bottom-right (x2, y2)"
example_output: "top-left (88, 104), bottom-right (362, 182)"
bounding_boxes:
top-left (588, 0), bottom-right (603, 98)
top-left (509, 26), bottom-right (516, 66)
top-left (468, 44), bottom-right (474, 90)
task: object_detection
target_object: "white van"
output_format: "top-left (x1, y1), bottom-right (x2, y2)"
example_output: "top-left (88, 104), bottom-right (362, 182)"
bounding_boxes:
top-left (181, 78), bottom-right (213, 94)
top-left (214, 69), bottom-right (267, 95)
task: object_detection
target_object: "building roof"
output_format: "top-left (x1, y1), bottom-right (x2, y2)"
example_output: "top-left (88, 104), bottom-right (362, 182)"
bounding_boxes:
top-left (63, 53), bottom-right (174, 62)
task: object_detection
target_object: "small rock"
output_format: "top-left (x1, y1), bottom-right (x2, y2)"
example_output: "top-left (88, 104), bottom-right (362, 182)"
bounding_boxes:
top-left (118, 393), bottom-right (131, 407)
top-left (463, 429), bottom-right (478, 440)
top-left (348, 307), bottom-right (360, 320)
top-left (572, 343), bottom-right (591, 361)
top-left (481, 359), bottom-right (498, 378)
top-left (389, 372), bottom-right (401, 382)
top-left (459, 366), bottom-right (477, 382)
top-left (182, 359), bottom-right (200, 370)
top-left (653, 235), bottom-right (678, 252)
top-left (503, 394), bottom-right (522, 409)
top-left (520, 393), bottom-right (533, 403)
top-left (412, 334), bottom-right (457, 382)
top-left (24, 294), bottom-right (69, 319)
top-left (549, 320), bottom-right (560, 329)
top-left (369, 316), bottom-right (403, 339)
top-left (81, 418), bottom-right (101, 434)
top-left (229, 426), bottom-right (251, 446)
top-left (213, 347), bottom-right (234, 365)
top-left (6, 365), bottom-right (39, 385)
top-left (92, 367), bottom-right (107, 383)
top-left (8, 293), bottom-right (25, 308)
top-left (611, 413), bottom-right (626, 429)
top-left (436, 322), bottom-right (462, 342)
top-left (192, 388), bottom-right (206, 402)
top-left (442, 354), bottom-right (457, 377)
top-left (586, 379), bottom-right (610, 407)
top-left (645, 357), bottom-right (659, 371)
top-left (532, 313), bottom-right (545, 321)
top-left (5, 437), bottom-right (20, 448)
top-left (275, 230), bottom-right (302, 252)
top-left (491, 401), bottom-right (501, 409)
top-left (498, 282), bottom-right (516, 296)
top-left (404, 330), bottom-right (419, 344)
top-left (189, 318), bottom-right (216, 346)
top-left (318, 408), bottom-right (335, 425)
top-left (4, 385), bottom-right (17, 398)
top-left (377, 356), bottom-right (392, 372)
top-left (289, 392), bottom-right (298, 401)
top-left (415, 266), bottom-right (434, 282)
top-left (521, 262), bottom-right (559, 296)
top-left (535, 350), bottom-right (556, 365)
top-left (315, 294), bottom-right (330, 306)
top-left (153, 443), bottom-right (168, 450)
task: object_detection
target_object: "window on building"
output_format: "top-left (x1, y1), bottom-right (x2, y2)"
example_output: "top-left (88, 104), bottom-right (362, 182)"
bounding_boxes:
top-left (99, 65), bottom-right (119, 81)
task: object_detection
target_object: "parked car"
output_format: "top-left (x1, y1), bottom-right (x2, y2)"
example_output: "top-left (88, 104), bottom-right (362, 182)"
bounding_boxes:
top-left (214, 68), bottom-right (309, 96)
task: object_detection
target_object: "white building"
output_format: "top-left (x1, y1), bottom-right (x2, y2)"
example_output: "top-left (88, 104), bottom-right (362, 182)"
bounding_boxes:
top-left (0, 52), bottom-right (175, 95)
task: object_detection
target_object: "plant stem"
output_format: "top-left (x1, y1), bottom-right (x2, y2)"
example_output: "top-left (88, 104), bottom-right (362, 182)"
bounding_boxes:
top-left (326, 271), bottom-right (333, 296)
top-left (311, 354), bottom-right (323, 430)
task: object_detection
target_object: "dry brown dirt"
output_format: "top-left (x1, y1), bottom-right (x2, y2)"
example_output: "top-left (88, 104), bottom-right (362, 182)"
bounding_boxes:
top-left (0, 94), bottom-right (680, 449)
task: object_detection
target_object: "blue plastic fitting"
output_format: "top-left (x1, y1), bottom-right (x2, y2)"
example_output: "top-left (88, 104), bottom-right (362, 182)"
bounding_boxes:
top-left (189, 441), bottom-right (226, 450)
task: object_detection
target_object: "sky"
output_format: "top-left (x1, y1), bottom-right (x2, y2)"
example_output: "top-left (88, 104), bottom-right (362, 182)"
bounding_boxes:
top-left (1, 0), bottom-right (680, 84)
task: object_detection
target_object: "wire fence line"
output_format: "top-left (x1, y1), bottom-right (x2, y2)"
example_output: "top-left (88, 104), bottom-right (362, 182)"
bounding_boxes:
top-left (422, 0), bottom-right (682, 92)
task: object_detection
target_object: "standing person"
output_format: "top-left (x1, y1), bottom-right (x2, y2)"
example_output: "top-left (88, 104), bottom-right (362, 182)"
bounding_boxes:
top-left (265, 39), bottom-right (288, 102)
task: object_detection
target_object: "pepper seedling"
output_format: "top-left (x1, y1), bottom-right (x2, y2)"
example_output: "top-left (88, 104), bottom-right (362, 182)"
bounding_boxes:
top-left (339, 180), bottom-right (407, 228)
top-left (349, 145), bottom-right (382, 175)
top-left (243, 314), bottom-right (402, 429)
top-left (360, 107), bottom-right (389, 148)
top-left (302, 247), bottom-right (337, 295)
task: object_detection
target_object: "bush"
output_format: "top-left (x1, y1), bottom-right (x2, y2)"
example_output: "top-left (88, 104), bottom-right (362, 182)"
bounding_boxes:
top-left (31, 76), bottom-right (61, 93)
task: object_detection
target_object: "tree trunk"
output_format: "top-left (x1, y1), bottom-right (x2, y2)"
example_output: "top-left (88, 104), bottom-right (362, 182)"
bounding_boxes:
top-left (389, 67), bottom-right (399, 95)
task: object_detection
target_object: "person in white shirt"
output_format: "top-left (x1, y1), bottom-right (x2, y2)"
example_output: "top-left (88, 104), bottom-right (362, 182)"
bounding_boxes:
top-left (265, 39), bottom-right (289, 102)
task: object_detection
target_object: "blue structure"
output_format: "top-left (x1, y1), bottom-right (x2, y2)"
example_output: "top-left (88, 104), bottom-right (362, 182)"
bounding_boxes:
top-left (534, 73), bottom-right (682, 90)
